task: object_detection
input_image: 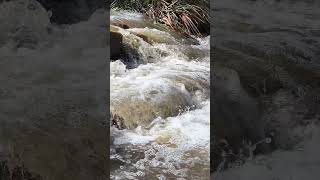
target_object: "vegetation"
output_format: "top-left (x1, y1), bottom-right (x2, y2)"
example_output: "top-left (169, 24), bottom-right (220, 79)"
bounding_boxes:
top-left (111, 0), bottom-right (210, 37)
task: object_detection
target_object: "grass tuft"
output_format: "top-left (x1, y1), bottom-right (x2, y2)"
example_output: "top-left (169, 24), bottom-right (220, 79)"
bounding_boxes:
top-left (111, 0), bottom-right (209, 37)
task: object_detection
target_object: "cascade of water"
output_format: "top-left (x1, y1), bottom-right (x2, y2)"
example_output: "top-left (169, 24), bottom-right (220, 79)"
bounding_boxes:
top-left (110, 10), bottom-right (210, 179)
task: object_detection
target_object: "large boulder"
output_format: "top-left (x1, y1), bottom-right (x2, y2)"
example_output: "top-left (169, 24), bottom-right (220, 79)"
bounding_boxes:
top-left (111, 89), bottom-right (193, 129)
top-left (127, 28), bottom-right (177, 45)
top-left (36, 0), bottom-right (104, 24)
top-left (111, 19), bottom-right (146, 29)
top-left (110, 28), bottom-right (123, 60)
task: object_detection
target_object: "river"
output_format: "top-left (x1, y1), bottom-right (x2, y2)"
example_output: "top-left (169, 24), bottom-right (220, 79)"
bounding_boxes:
top-left (110, 10), bottom-right (211, 180)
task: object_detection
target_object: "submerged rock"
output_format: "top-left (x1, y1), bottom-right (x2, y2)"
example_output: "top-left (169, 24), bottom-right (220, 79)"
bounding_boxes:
top-left (110, 30), bottom-right (123, 60)
top-left (127, 28), bottom-right (177, 45)
top-left (37, 0), bottom-right (104, 24)
top-left (111, 19), bottom-right (148, 29)
top-left (111, 89), bottom-right (193, 129)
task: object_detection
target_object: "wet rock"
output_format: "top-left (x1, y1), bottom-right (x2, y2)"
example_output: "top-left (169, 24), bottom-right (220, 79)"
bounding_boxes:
top-left (111, 90), bottom-right (193, 129)
top-left (111, 17), bottom-right (200, 45)
top-left (127, 28), bottom-right (176, 45)
top-left (111, 19), bottom-right (147, 29)
top-left (110, 30), bottom-right (123, 60)
top-left (111, 113), bottom-right (126, 130)
top-left (36, 0), bottom-right (104, 24)
top-left (110, 13), bottom-right (166, 30)
top-left (110, 26), bottom-right (150, 64)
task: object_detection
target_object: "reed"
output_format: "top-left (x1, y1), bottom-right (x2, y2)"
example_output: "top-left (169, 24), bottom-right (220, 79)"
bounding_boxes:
top-left (111, 0), bottom-right (209, 37)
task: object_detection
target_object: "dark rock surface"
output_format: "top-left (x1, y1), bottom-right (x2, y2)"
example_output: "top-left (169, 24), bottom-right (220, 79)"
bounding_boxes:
top-left (110, 31), bottom-right (123, 60)
top-left (36, 0), bottom-right (105, 24)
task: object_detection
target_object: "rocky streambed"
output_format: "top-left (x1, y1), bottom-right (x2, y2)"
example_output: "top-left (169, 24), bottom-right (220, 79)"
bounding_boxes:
top-left (110, 10), bottom-right (211, 179)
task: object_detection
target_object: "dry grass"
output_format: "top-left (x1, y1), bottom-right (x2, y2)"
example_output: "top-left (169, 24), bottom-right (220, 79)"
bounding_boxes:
top-left (111, 0), bottom-right (210, 37)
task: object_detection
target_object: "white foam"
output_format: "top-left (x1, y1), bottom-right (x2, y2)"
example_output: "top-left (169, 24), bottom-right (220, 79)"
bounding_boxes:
top-left (110, 15), bottom-right (210, 179)
top-left (110, 43), bottom-right (210, 103)
top-left (213, 124), bottom-right (320, 180)
top-left (111, 101), bottom-right (210, 179)
top-left (110, 10), bottom-right (144, 21)
top-left (113, 101), bottom-right (210, 146)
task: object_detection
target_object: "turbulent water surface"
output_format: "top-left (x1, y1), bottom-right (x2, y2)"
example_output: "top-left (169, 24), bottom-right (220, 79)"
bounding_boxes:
top-left (0, 1), bottom-right (107, 179)
top-left (110, 11), bottom-right (210, 179)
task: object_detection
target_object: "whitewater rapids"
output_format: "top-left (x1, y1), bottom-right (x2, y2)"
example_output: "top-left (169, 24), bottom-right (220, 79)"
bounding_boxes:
top-left (110, 11), bottom-right (210, 179)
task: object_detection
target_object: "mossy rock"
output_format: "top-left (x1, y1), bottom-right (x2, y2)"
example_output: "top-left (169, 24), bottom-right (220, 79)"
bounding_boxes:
top-left (111, 91), bottom-right (193, 129)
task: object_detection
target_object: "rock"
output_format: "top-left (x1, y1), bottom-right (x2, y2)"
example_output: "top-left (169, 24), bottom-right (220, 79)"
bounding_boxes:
top-left (110, 12), bottom-right (160, 30)
top-left (109, 25), bottom-right (146, 65)
top-left (111, 89), bottom-right (193, 129)
top-left (110, 30), bottom-right (123, 60)
top-left (36, 0), bottom-right (104, 24)
top-left (127, 28), bottom-right (176, 45)
top-left (111, 19), bottom-right (146, 29)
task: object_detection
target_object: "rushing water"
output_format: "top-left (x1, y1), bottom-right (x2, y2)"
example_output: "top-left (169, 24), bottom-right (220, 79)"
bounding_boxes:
top-left (110, 11), bottom-right (210, 179)
top-left (0, 1), bottom-right (108, 179)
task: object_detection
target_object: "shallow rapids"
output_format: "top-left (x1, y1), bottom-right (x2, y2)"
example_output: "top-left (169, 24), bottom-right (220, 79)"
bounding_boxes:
top-left (110, 11), bottom-right (210, 179)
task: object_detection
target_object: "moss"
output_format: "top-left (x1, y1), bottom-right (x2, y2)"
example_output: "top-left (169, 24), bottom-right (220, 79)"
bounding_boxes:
top-left (111, 92), bottom-right (192, 129)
